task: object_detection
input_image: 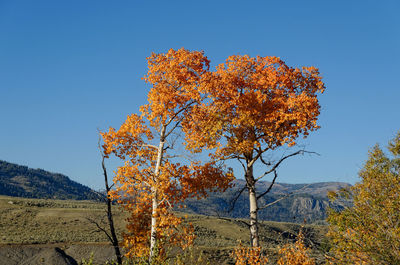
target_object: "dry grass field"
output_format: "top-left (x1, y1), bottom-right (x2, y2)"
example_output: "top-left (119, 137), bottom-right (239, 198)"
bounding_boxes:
top-left (0, 195), bottom-right (330, 264)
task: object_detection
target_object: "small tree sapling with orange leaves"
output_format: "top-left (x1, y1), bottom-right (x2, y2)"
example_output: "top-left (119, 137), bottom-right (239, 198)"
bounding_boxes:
top-left (277, 230), bottom-right (316, 265)
top-left (231, 243), bottom-right (269, 265)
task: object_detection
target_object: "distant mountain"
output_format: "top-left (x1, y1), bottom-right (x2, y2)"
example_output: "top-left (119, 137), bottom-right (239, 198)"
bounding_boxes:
top-left (0, 160), bottom-right (102, 200)
top-left (0, 159), bottom-right (351, 223)
top-left (180, 179), bottom-right (351, 223)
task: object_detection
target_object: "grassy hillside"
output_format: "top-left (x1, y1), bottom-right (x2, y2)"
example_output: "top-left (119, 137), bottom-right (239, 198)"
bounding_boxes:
top-left (0, 195), bottom-right (330, 264)
top-left (0, 196), bottom-right (124, 244)
top-left (0, 160), bottom-right (102, 200)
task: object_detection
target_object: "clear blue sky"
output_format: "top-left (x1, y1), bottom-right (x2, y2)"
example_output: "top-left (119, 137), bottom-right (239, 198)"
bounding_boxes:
top-left (1, 0), bottom-right (399, 190)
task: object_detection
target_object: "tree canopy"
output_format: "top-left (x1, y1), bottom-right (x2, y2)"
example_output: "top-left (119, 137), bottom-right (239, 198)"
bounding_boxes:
top-left (183, 54), bottom-right (325, 247)
top-left (101, 49), bottom-right (325, 261)
top-left (101, 48), bottom-right (233, 262)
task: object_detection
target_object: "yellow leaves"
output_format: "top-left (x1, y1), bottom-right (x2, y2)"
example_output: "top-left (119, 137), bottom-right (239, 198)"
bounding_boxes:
top-left (327, 131), bottom-right (400, 264)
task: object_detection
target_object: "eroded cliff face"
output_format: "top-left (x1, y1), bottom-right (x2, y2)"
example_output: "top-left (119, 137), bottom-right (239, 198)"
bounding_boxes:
top-left (181, 180), bottom-right (351, 223)
top-left (288, 197), bottom-right (330, 222)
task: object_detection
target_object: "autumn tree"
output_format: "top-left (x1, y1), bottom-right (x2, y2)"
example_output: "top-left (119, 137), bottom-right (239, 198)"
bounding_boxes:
top-left (101, 48), bottom-right (233, 263)
top-left (184, 55), bottom-right (325, 247)
top-left (326, 131), bottom-right (400, 265)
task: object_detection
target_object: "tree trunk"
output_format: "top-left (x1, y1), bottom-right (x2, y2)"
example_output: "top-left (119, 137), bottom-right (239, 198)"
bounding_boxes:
top-left (150, 188), bottom-right (158, 263)
top-left (101, 153), bottom-right (122, 264)
top-left (106, 197), bottom-right (122, 264)
top-left (149, 125), bottom-right (166, 264)
top-left (246, 163), bottom-right (259, 247)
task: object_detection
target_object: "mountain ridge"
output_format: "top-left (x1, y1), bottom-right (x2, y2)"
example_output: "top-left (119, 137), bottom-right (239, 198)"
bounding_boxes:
top-left (0, 159), bottom-right (351, 223)
top-left (0, 160), bottom-right (101, 200)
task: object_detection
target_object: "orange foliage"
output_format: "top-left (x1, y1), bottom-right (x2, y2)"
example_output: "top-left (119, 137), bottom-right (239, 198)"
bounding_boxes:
top-left (142, 48), bottom-right (210, 128)
top-left (277, 231), bottom-right (315, 265)
top-left (102, 49), bottom-right (324, 259)
top-left (184, 55), bottom-right (325, 156)
top-left (231, 243), bottom-right (269, 265)
top-left (183, 54), bottom-right (325, 247)
top-left (101, 48), bottom-right (234, 261)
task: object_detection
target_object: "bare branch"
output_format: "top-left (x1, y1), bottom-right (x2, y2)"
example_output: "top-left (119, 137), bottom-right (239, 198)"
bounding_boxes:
top-left (86, 217), bottom-right (113, 243)
top-left (164, 100), bottom-right (196, 128)
top-left (259, 154), bottom-right (271, 167)
top-left (248, 146), bottom-right (270, 168)
top-left (158, 197), bottom-right (173, 208)
top-left (237, 158), bottom-right (246, 171)
top-left (226, 185), bottom-right (247, 213)
top-left (164, 119), bottom-right (182, 139)
top-left (256, 170), bottom-right (279, 200)
top-left (97, 134), bottom-right (123, 264)
top-left (218, 154), bottom-right (247, 161)
top-left (258, 195), bottom-right (290, 210)
top-left (255, 150), bottom-right (319, 181)
top-left (164, 128), bottom-right (183, 151)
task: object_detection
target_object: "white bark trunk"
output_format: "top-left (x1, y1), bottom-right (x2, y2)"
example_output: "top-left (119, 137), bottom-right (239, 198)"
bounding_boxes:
top-left (249, 186), bottom-right (259, 247)
top-left (149, 125), bottom-right (166, 263)
top-left (149, 188), bottom-right (158, 262)
top-left (246, 162), bottom-right (259, 247)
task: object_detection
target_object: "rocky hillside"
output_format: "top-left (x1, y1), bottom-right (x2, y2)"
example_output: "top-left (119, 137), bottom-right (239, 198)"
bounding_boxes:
top-left (0, 160), bottom-right (101, 200)
top-left (181, 179), bottom-right (351, 223)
